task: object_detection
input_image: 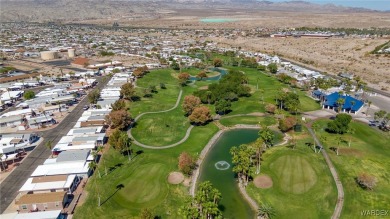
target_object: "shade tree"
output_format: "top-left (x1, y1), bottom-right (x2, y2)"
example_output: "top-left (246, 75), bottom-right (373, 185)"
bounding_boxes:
top-left (105, 110), bottom-right (132, 130)
top-left (178, 152), bottom-right (195, 175)
top-left (182, 95), bottom-right (201, 116)
top-left (120, 83), bottom-right (136, 100)
top-left (188, 106), bottom-right (212, 125)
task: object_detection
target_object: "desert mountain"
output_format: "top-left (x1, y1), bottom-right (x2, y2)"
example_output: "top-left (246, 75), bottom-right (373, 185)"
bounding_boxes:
top-left (0, 0), bottom-right (375, 22)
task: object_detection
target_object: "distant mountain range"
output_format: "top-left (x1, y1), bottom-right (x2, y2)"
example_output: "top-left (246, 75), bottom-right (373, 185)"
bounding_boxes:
top-left (0, 0), bottom-right (380, 23)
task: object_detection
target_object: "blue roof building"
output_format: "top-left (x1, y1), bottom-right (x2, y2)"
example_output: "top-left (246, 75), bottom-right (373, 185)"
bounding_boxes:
top-left (322, 92), bottom-right (364, 114)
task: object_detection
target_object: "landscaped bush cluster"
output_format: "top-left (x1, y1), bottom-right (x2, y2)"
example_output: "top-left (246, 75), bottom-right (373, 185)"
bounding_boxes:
top-left (193, 69), bottom-right (251, 115)
top-left (326, 114), bottom-right (352, 134)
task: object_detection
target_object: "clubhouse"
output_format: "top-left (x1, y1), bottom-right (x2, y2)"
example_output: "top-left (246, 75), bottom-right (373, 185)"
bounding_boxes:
top-left (312, 91), bottom-right (364, 114)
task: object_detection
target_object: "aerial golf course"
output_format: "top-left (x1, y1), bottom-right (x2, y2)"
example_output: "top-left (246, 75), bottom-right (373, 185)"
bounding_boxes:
top-left (74, 58), bottom-right (390, 219)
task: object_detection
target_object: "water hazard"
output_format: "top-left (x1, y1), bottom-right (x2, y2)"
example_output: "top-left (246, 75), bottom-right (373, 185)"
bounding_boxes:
top-left (198, 129), bottom-right (259, 218)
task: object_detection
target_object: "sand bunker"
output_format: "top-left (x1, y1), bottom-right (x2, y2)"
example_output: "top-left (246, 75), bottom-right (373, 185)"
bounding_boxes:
top-left (254, 175), bottom-right (273, 189)
top-left (167, 172), bottom-right (185, 184)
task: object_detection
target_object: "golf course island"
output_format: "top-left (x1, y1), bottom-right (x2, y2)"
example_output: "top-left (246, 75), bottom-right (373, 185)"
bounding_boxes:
top-left (74, 53), bottom-right (390, 219)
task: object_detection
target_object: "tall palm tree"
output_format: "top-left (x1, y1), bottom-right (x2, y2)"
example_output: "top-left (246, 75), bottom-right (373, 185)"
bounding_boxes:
top-left (347, 128), bottom-right (355, 147)
top-left (311, 122), bottom-right (320, 153)
top-left (336, 98), bottom-right (345, 113)
top-left (88, 161), bottom-right (101, 206)
top-left (96, 146), bottom-right (107, 175)
top-left (206, 91), bottom-right (212, 104)
top-left (252, 139), bottom-right (264, 174)
top-left (319, 136), bottom-right (327, 153)
top-left (259, 125), bottom-right (274, 148)
top-left (0, 153), bottom-right (6, 171)
top-left (91, 151), bottom-right (101, 178)
top-left (45, 140), bottom-right (53, 158)
top-left (366, 101), bottom-right (372, 115)
top-left (350, 100), bottom-right (356, 113)
top-left (258, 203), bottom-right (276, 219)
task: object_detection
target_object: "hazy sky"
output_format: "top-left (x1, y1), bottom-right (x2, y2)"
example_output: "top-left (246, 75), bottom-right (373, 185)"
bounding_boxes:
top-left (268, 0), bottom-right (390, 11)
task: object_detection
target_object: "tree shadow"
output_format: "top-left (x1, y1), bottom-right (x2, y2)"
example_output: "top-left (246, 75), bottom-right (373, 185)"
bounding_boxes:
top-left (108, 163), bottom-right (123, 173)
top-left (100, 184), bottom-right (125, 206)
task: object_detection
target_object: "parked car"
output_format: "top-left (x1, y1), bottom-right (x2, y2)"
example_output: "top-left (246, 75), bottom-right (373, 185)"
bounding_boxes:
top-left (83, 105), bottom-right (89, 110)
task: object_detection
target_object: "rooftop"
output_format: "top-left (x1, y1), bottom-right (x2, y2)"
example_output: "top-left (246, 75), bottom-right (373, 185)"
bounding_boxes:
top-left (16, 191), bottom-right (66, 205)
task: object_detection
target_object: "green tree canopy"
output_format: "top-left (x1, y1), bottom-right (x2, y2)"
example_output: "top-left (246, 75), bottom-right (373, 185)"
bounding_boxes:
top-left (327, 113), bottom-right (352, 134)
top-left (23, 90), bottom-right (35, 100)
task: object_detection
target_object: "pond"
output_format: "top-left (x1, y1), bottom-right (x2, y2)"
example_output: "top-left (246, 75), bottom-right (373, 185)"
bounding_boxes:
top-left (198, 129), bottom-right (259, 219)
top-left (200, 18), bottom-right (238, 23)
top-left (189, 67), bottom-right (227, 81)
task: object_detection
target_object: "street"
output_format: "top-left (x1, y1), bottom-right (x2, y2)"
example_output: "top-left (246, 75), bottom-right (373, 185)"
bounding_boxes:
top-left (0, 76), bottom-right (108, 213)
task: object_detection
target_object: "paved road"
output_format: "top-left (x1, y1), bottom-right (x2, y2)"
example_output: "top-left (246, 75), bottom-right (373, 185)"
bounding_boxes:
top-left (307, 126), bottom-right (344, 219)
top-left (0, 77), bottom-right (108, 213)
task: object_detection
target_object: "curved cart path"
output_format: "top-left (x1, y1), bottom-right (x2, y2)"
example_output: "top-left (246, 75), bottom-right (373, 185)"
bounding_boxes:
top-left (128, 89), bottom-right (196, 149)
top-left (307, 126), bottom-right (344, 219)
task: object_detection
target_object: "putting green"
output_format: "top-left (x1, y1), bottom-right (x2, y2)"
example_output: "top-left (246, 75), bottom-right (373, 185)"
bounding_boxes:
top-left (270, 155), bottom-right (317, 194)
top-left (114, 163), bottom-right (169, 208)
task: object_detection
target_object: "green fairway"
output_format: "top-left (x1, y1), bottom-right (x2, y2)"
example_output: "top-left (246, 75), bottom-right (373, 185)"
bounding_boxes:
top-left (270, 155), bottom-right (317, 194)
top-left (225, 67), bottom-right (321, 114)
top-left (76, 64), bottom-right (324, 218)
top-left (247, 129), bottom-right (337, 219)
top-left (74, 124), bottom-right (220, 219)
top-left (115, 163), bottom-right (169, 207)
top-left (313, 120), bottom-right (390, 218)
top-left (219, 115), bottom-right (276, 127)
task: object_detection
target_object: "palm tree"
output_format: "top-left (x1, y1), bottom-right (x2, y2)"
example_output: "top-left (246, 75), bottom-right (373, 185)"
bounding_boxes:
top-left (0, 153), bottom-right (6, 171)
top-left (347, 128), bottom-right (355, 147)
top-left (91, 151), bottom-right (101, 178)
top-left (206, 91), bottom-right (212, 104)
top-left (96, 146), bottom-right (107, 175)
top-left (366, 101), bottom-right (372, 115)
top-left (259, 125), bottom-right (274, 149)
top-left (252, 139), bottom-right (264, 174)
top-left (311, 122), bottom-right (320, 153)
top-left (336, 98), bottom-right (345, 113)
top-left (319, 136), bottom-right (327, 153)
top-left (258, 203), bottom-right (276, 219)
top-left (88, 161), bottom-right (101, 206)
top-left (350, 100), bottom-right (356, 113)
top-left (45, 140), bottom-right (53, 158)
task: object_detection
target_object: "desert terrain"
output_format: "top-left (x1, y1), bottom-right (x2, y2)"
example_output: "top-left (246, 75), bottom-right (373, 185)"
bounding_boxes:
top-left (211, 37), bottom-right (390, 90)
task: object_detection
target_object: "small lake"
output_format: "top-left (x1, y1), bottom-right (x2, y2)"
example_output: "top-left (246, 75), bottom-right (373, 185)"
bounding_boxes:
top-left (189, 67), bottom-right (227, 81)
top-left (200, 18), bottom-right (238, 23)
top-left (198, 129), bottom-right (259, 219)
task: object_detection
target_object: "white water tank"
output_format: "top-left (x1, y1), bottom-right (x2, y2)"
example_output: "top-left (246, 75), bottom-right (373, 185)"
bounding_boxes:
top-left (40, 51), bottom-right (57, 60)
top-left (68, 49), bottom-right (75, 58)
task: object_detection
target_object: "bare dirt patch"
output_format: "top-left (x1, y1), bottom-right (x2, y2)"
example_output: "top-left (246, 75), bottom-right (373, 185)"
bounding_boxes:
top-left (254, 175), bottom-right (273, 189)
top-left (167, 172), bottom-right (185, 185)
top-left (339, 148), bottom-right (364, 158)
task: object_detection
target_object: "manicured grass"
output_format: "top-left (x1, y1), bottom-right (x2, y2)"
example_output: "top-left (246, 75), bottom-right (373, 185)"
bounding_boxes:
top-left (225, 67), bottom-right (321, 114)
top-left (129, 69), bottom-right (182, 117)
top-left (219, 115), bottom-right (276, 127)
top-left (247, 129), bottom-right (337, 219)
top-left (313, 120), bottom-right (390, 218)
top-left (131, 99), bottom-right (190, 146)
top-left (74, 124), bottom-right (220, 219)
top-left (130, 69), bottom-right (211, 146)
